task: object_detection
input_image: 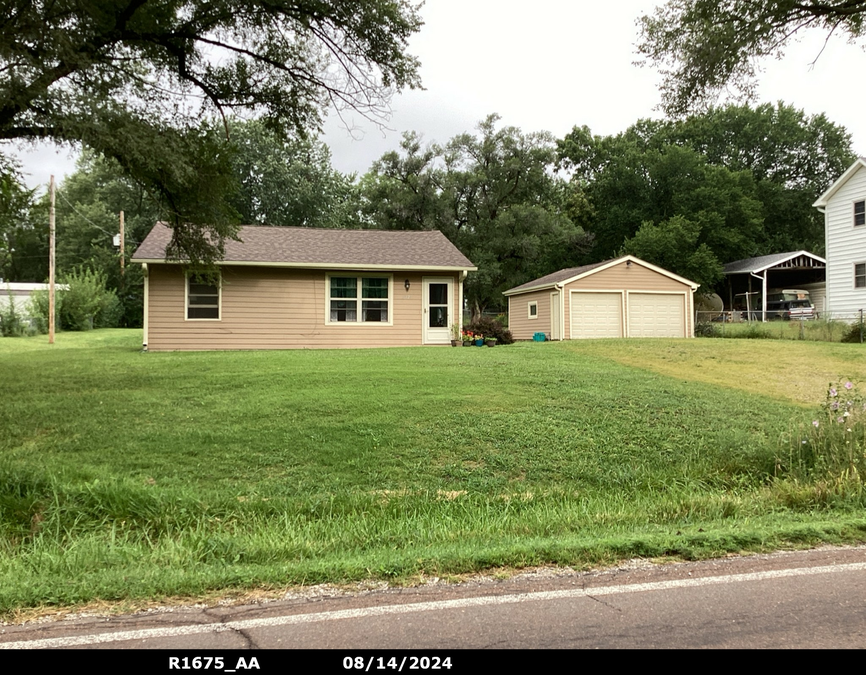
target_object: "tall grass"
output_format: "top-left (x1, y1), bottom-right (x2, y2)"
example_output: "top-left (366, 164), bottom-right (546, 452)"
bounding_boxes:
top-left (701, 318), bottom-right (854, 342)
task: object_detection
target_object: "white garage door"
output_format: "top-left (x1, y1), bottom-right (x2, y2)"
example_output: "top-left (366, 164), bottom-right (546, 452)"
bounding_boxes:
top-left (570, 292), bottom-right (622, 338)
top-left (628, 293), bottom-right (685, 337)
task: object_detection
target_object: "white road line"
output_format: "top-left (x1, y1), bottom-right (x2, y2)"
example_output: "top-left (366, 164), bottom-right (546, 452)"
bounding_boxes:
top-left (4, 561), bottom-right (866, 649)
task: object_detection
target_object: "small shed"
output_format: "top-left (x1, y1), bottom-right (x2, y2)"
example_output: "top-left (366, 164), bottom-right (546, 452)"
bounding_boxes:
top-left (504, 256), bottom-right (699, 340)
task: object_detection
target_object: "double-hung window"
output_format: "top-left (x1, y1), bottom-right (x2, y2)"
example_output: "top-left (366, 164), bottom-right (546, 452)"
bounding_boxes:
top-left (329, 275), bottom-right (391, 324)
top-left (855, 200), bottom-right (865, 227)
top-left (186, 274), bottom-right (220, 320)
top-left (856, 263), bottom-right (866, 289)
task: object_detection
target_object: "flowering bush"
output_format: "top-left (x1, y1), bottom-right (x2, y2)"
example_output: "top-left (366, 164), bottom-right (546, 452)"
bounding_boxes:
top-left (466, 316), bottom-right (514, 345)
top-left (780, 380), bottom-right (866, 481)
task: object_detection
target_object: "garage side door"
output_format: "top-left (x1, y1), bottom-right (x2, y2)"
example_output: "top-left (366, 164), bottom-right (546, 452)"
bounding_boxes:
top-left (628, 293), bottom-right (685, 337)
top-left (570, 292), bottom-right (622, 338)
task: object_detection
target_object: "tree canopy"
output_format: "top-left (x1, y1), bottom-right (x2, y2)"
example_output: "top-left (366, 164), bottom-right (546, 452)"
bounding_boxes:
top-left (557, 102), bottom-right (855, 289)
top-left (361, 115), bottom-right (594, 315)
top-left (226, 120), bottom-right (361, 230)
top-left (637, 0), bottom-right (866, 115)
top-left (0, 0), bottom-right (422, 263)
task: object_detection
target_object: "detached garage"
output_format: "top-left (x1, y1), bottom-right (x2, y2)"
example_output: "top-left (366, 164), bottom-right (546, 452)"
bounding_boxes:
top-left (504, 256), bottom-right (699, 340)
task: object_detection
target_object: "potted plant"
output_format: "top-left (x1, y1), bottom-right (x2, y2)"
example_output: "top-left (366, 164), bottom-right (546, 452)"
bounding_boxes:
top-left (485, 336), bottom-right (497, 347)
top-left (474, 333), bottom-right (485, 347)
top-left (462, 330), bottom-right (474, 346)
top-left (450, 324), bottom-right (460, 347)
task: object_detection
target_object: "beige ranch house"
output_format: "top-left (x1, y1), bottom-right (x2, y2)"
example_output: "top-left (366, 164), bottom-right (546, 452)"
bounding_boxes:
top-left (132, 223), bottom-right (476, 351)
top-left (505, 255), bottom-right (699, 340)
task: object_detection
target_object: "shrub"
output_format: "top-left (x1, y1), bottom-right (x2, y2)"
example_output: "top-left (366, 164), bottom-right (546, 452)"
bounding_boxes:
top-left (27, 288), bottom-right (59, 335)
top-left (695, 321), bottom-right (719, 338)
top-left (466, 316), bottom-right (514, 345)
top-left (841, 322), bottom-right (864, 344)
top-left (59, 267), bottom-right (120, 331)
top-left (0, 291), bottom-right (24, 337)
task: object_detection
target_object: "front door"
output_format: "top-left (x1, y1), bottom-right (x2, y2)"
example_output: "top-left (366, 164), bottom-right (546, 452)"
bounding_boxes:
top-left (423, 277), bottom-right (453, 344)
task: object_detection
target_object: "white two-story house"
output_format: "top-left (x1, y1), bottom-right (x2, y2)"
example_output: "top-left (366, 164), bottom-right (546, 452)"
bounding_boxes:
top-left (813, 157), bottom-right (866, 321)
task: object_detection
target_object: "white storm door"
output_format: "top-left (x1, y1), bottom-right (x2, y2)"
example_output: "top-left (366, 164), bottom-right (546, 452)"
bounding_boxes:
top-left (423, 277), bottom-right (453, 344)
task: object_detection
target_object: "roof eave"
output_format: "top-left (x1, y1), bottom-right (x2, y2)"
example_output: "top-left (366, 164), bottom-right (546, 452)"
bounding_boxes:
top-left (724, 251), bottom-right (826, 275)
top-left (132, 258), bottom-right (477, 273)
top-left (504, 255), bottom-right (699, 296)
top-left (813, 157), bottom-right (866, 208)
top-left (503, 281), bottom-right (561, 296)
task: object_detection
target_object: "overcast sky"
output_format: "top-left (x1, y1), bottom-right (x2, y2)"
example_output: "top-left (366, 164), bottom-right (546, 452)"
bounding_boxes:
top-left (12, 1), bottom-right (866, 189)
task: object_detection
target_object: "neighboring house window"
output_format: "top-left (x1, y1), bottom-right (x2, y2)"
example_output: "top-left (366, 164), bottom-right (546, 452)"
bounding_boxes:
top-left (856, 263), bottom-right (866, 289)
top-left (856, 200), bottom-right (866, 227)
top-left (528, 301), bottom-right (538, 319)
top-left (329, 275), bottom-right (390, 323)
top-left (187, 274), bottom-right (220, 319)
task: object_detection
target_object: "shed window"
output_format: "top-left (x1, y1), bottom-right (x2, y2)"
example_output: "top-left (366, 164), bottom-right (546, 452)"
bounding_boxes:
top-left (186, 274), bottom-right (220, 320)
top-left (856, 263), bottom-right (866, 289)
top-left (528, 301), bottom-right (538, 319)
top-left (856, 201), bottom-right (865, 227)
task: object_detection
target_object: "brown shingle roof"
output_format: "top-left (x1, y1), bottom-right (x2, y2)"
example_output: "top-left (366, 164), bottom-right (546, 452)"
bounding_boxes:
top-left (504, 259), bottom-right (613, 294)
top-left (132, 223), bottom-right (476, 270)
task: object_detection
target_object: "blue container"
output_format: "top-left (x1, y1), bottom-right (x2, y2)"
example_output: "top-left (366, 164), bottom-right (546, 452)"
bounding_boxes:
top-left (532, 332), bottom-right (546, 342)
top-left (475, 339), bottom-right (485, 347)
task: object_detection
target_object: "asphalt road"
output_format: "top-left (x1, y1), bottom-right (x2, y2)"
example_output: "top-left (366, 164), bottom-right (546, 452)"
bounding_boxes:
top-left (2, 545), bottom-right (865, 664)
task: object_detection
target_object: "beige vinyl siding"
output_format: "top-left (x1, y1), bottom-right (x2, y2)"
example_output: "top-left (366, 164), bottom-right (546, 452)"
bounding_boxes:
top-left (508, 288), bottom-right (552, 340)
top-left (146, 265), bottom-right (460, 350)
top-left (562, 261), bottom-right (693, 339)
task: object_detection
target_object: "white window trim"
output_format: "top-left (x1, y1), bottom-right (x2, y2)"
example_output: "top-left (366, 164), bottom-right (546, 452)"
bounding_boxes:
top-left (185, 271), bottom-right (221, 321)
top-left (855, 199), bottom-right (865, 228)
top-left (855, 262), bottom-right (866, 289)
top-left (325, 273), bottom-right (394, 326)
top-left (528, 301), bottom-right (538, 319)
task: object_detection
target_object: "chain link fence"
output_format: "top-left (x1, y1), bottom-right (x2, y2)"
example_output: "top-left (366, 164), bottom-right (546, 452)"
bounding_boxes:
top-left (695, 310), bottom-right (865, 342)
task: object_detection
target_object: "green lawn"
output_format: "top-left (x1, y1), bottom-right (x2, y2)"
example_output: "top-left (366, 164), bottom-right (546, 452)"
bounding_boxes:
top-left (1, 330), bottom-right (865, 616)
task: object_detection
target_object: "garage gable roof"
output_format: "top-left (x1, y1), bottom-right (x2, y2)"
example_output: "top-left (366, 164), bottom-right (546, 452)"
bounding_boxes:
top-left (132, 222), bottom-right (477, 271)
top-left (503, 255), bottom-right (699, 296)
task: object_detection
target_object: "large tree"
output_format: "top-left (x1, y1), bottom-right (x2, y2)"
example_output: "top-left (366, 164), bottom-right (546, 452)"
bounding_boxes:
top-left (361, 116), bottom-right (594, 315)
top-left (559, 124), bottom-right (764, 271)
top-left (558, 104), bottom-right (855, 283)
top-left (655, 103), bottom-right (855, 253)
top-left (227, 120), bottom-right (362, 230)
top-left (0, 0), bottom-right (422, 263)
top-left (637, 0), bottom-right (866, 115)
top-left (0, 162), bottom-right (35, 281)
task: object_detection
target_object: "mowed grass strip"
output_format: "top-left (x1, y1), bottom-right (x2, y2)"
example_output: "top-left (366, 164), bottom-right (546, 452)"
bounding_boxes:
top-left (0, 330), bottom-right (864, 613)
top-left (572, 338), bottom-right (866, 405)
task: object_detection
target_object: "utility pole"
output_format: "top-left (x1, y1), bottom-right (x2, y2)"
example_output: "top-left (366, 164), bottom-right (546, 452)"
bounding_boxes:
top-left (119, 210), bottom-right (125, 276)
top-left (49, 175), bottom-right (55, 345)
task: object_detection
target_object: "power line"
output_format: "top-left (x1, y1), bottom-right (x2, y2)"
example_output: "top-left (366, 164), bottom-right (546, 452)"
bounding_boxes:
top-left (55, 190), bottom-right (118, 238)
